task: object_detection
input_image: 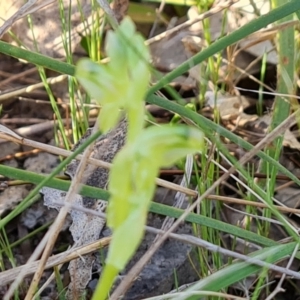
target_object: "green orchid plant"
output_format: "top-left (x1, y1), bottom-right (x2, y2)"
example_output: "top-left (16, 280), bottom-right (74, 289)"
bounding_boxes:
top-left (76, 17), bottom-right (204, 299)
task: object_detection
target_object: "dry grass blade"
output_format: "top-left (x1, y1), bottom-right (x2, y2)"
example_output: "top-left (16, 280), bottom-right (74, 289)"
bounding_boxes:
top-left (25, 120), bottom-right (102, 299)
top-left (0, 131), bottom-right (197, 197)
top-left (96, 0), bottom-right (118, 25)
top-left (0, 66), bottom-right (37, 87)
top-left (2, 206), bottom-right (300, 288)
top-left (0, 0), bottom-right (56, 38)
top-left (207, 195), bottom-right (300, 215)
top-left (0, 75), bottom-right (67, 102)
top-left (4, 118), bottom-right (102, 299)
top-left (154, 155), bottom-right (194, 243)
top-left (0, 237), bottom-right (111, 286)
top-left (0, 124), bottom-right (23, 140)
top-left (264, 244), bottom-right (299, 300)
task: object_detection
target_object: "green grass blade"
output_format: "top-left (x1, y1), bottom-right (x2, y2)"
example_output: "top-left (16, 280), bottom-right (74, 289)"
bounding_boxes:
top-left (0, 41), bottom-right (75, 75)
top-left (0, 130), bottom-right (102, 229)
top-left (173, 242), bottom-right (299, 300)
top-left (147, 94), bottom-right (300, 187)
top-left (0, 165), bottom-right (276, 247)
top-left (1, 1), bottom-right (299, 84)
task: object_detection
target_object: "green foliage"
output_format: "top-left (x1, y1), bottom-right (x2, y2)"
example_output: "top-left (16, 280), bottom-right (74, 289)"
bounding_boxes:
top-left (76, 17), bottom-right (149, 136)
top-left (76, 17), bottom-right (203, 299)
top-left (173, 242), bottom-right (299, 300)
top-left (107, 125), bottom-right (203, 268)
